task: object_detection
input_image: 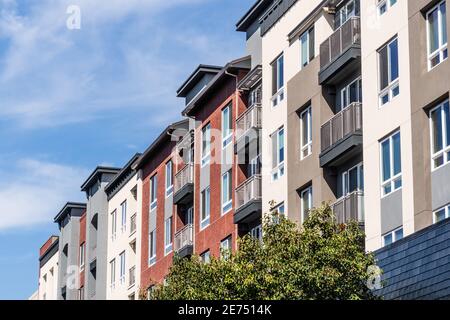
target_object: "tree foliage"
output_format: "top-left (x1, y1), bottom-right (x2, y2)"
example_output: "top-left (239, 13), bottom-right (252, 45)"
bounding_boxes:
top-left (149, 204), bottom-right (379, 300)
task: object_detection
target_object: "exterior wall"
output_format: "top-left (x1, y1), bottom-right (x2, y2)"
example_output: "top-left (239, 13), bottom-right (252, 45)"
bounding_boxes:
top-left (361, 0), bottom-right (415, 251)
top-left (38, 252), bottom-right (59, 300)
top-left (106, 173), bottom-right (139, 300)
top-left (78, 212), bottom-right (86, 299)
top-left (374, 217), bottom-right (450, 300)
top-left (140, 141), bottom-right (176, 289)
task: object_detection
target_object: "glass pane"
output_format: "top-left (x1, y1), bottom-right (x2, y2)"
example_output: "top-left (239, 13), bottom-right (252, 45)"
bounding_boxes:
top-left (222, 174), bottom-right (228, 202)
top-left (393, 132), bottom-right (402, 176)
top-left (359, 165), bottom-right (364, 191)
top-left (279, 129), bottom-right (285, 163)
top-left (382, 140), bottom-right (391, 182)
top-left (429, 8), bottom-right (439, 54)
top-left (341, 88), bottom-right (348, 109)
top-left (434, 154), bottom-right (444, 168)
top-left (379, 46), bottom-right (389, 89)
top-left (384, 233), bottom-right (393, 246)
top-left (383, 184), bottom-right (392, 195)
top-left (444, 102), bottom-right (450, 147)
top-left (392, 85), bottom-right (400, 97)
top-left (435, 209), bottom-right (446, 223)
top-left (431, 107), bottom-right (443, 153)
top-left (302, 192), bottom-right (310, 220)
top-left (389, 39), bottom-right (399, 82)
top-left (302, 113), bottom-right (308, 146)
top-left (441, 3), bottom-right (447, 45)
top-left (278, 56), bottom-right (284, 90)
top-left (349, 80), bottom-right (358, 104)
top-left (348, 167), bottom-right (358, 193)
top-left (395, 228), bottom-right (403, 241)
top-left (342, 172), bottom-right (349, 195)
top-left (301, 33), bottom-right (308, 67)
top-left (394, 177), bottom-right (402, 190)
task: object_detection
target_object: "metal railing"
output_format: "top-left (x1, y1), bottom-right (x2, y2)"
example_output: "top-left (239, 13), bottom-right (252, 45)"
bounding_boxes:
top-left (130, 213), bottom-right (137, 235)
top-left (235, 175), bottom-right (262, 211)
top-left (129, 266), bottom-right (136, 287)
top-left (321, 102), bottom-right (362, 152)
top-left (236, 103), bottom-right (262, 142)
top-left (174, 163), bottom-right (194, 194)
top-left (320, 17), bottom-right (361, 69)
top-left (174, 224), bottom-right (194, 252)
top-left (331, 190), bottom-right (364, 224)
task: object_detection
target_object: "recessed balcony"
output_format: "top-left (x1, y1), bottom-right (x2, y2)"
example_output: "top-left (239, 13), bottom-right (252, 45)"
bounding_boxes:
top-left (320, 102), bottom-right (363, 168)
top-left (235, 103), bottom-right (262, 160)
top-left (319, 17), bottom-right (361, 86)
top-left (174, 224), bottom-right (194, 258)
top-left (234, 175), bottom-right (262, 225)
top-left (173, 163), bottom-right (194, 205)
top-left (331, 190), bottom-right (364, 225)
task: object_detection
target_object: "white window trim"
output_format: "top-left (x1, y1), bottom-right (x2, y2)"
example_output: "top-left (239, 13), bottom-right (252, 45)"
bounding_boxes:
top-left (382, 226), bottom-right (403, 246)
top-left (222, 105), bottom-right (233, 149)
top-left (201, 124), bottom-right (211, 167)
top-left (150, 175), bottom-right (158, 211)
top-left (378, 37), bottom-right (400, 107)
top-left (221, 171), bottom-right (233, 215)
top-left (111, 210), bottom-right (117, 241)
top-left (121, 200), bottom-right (127, 233)
top-left (148, 231), bottom-right (157, 266)
top-left (300, 186), bottom-right (313, 224)
top-left (340, 77), bottom-right (362, 109)
top-left (433, 204), bottom-right (450, 224)
top-left (272, 54), bottom-right (285, 108)
top-left (337, 0), bottom-right (357, 28)
top-left (271, 128), bottom-right (285, 181)
top-left (380, 131), bottom-right (402, 198)
top-left (110, 259), bottom-right (116, 290)
top-left (426, 1), bottom-right (448, 71)
top-left (341, 162), bottom-right (364, 198)
top-left (165, 161), bottom-right (173, 197)
top-left (164, 217), bottom-right (173, 256)
top-left (200, 187), bottom-right (211, 230)
top-left (300, 28), bottom-right (313, 69)
top-left (429, 100), bottom-right (450, 171)
top-left (119, 251), bottom-right (126, 285)
top-left (377, 0), bottom-right (397, 16)
top-left (300, 107), bottom-right (312, 160)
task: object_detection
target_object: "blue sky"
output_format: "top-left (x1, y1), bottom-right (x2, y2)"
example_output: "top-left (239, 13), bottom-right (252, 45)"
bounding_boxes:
top-left (0, 0), bottom-right (253, 300)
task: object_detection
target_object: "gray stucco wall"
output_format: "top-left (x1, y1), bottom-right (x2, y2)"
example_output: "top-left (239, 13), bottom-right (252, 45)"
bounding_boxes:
top-left (380, 190), bottom-right (403, 235)
top-left (374, 218), bottom-right (450, 300)
top-left (431, 164), bottom-right (450, 211)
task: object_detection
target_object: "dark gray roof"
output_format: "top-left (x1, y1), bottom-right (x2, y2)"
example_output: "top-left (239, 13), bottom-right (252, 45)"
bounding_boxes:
top-left (105, 153), bottom-right (142, 199)
top-left (236, 0), bottom-right (273, 32)
top-left (176, 65), bottom-right (222, 98)
top-left (53, 202), bottom-right (86, 223)
top-left (80, 166), bottom-right (121, 192)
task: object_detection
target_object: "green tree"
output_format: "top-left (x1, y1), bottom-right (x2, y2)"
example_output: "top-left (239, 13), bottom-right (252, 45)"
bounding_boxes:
top-left (149, 204), bottom-right (379, 300)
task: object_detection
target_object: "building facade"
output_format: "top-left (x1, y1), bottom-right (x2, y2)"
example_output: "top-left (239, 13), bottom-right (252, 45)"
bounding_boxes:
top-left (38, 236), bottom-right (59, 300)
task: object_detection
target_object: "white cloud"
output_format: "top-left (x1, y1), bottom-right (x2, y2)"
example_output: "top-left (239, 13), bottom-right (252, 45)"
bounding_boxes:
top-left (0, 159), bottom-right (88, 230)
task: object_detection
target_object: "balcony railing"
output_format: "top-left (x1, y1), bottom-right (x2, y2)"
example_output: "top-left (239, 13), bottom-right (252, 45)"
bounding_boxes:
top-left (236, 175), bottom-right (262, 211)
top-left (174, 163), bottom-right (194, 194)
top-left (235, 103), bottom-right (262, 142)
top-left (331, 190), bottom-right (364, 224)
top-left (129, 266), bottom-right (136, 287)
top-left (130, 213), bottom-right (137, 235)
top-left (321, 102), bottom-right (362, 152)
top-left (174, 224), bottom-right (194, 253)
top-left (320, 17), bottom-right (361, 70)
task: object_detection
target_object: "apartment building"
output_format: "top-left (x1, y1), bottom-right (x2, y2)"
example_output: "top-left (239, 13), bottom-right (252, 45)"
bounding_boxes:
top-left (53, 202), bottom-right (86, 300)
top-left (38, 236), bottom-right (59, 300)
top-left (105, 153), bottom-right (141, 300)
top-left (78, 211), bottom-right (86, 300)
top-left (133, 120), bottom-right (190, 293)
top-left (80, 167), bottom-right (121, 300)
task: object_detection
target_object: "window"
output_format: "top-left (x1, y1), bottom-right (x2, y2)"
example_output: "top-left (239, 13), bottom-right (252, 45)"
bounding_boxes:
top-left (119, 251), bottom-right (126, 284)
top-left (222, 105), bottom-right (233, 148)
top-left (342, 163), bottom-right (364, 196)
top-left (300, 187), bottom-right (312, 223)
top-left (149, 230), bottom-right (156, 266)
top-left (300, 107), bottom-right (312, 159)
top-left (111, 210), bottom-right (117, 240)
top-left (271, 54), bottom-right (284, 107)
top-left (379, 37), bottom-right (399, 106)
top-left (383, 227), bottom-right (403, 246)
top-left (121, 200), bottom-right (127, 232)
top-left (300, 26), bottom-right (315, 68)
top-left (220, 236), bottom-right (232, 260)
top-left (79, 242), bottom-right (85, 270)
top-left (249, 154), bottom-right (262, 176)
top-left (165, 161), bottom-right (173, 196)
top-left (427, 1), bottom-right (448, 69)
top-left (341, 77), bottom-right (362, 110)
top-left (250, 225), bottom-right (263, 241)
top-left (110, 259), bottom-right (116, 289)
top-left (377, 0), bottom-right (397, 16)
top-left (78, 287), bottom-right (84, 300)
top-left (200, 250), bottom-right (211, 264)
top-left (336, 0), bottom-right (359, 28)
top-left (271, 127), bottom-right (285, 181)
top-left (164, 217), bottom-right (173, 255)
top-left (202, 124), bottom-right (211, 167)
top-left (186, 206), bottom-right (194, 225)
top-left (222, 170), bottom-right (232, 214)
top-left (430, 100), bottom-right (450, 170)
top-left (201, 187), bottom-right (211, 229)
top-left (249, 84), bottom-right (262, 106)
top-left (380, 131), bottom-right (402, 196)
top-left (434, 204), bottom-right (450, 223)
top-left (150, 174), bottom-right (157, 211)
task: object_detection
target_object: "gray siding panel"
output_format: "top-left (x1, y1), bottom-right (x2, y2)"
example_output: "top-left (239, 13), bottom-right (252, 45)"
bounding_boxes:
top-left (380, 190), bottom-right (403, 235)
top-left (374, 218), bottom-right (450, 300)
top-left (431, 164), bottom-right (450, 210)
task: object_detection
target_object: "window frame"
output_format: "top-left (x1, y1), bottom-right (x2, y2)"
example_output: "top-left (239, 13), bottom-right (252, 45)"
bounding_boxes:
top-left (164, 216), bottom-right (173, 255)
top-left (200, 250), bottom-right (211, 264)
top-left (222, 105), bottom-right (233, 148)
top-left (378, 37), bottom-right (400, 106)
top-left (271, 54), bottom-right (285, 107)
top-left (272, 127), bottom-right (285, 181)
top-left (300, 26), bottom-right (314, 69)
top-left (79, 242), bottom-right (85, 270)
top-left (221, 170), bottom-right (233, 214)
top-left (340, 77), bottom-right (362, 109)
top-left (300, 186), bottom-right (313, 224)
top-left (150, 174), bottom-right (158, 211)
top-left (429, 100), bottom-right (450, 171)
top-left (148, 230), bottom-right (157, 266)
top-left (121, 200), bottom-right (127, 233)
top-left (110, 258), bottom-right (116, 289)
top-left (382, 226), bottom-right (403, 246)
top-left (341, 162), bottom-right (364, 197)
top-left (433, 204), bottom-right (450, 223)
top-left (165, 160), bottom-right (173, 197)
top-left (111, 210), bottom-right (117, 241)
top-left (377, 0), bottom-right (397, 16)
top-left (426, 1), bottom-right (448, 70)
top-left (220, 236), bottom-right (232, 260)
top-left (200, 187), bottom-right (211, 230)
top-left (380, 130), bottom-right (402, 197)
top-left (119, 251), bottom-right (126, 285)
top-left (201, 123), bottom-right (212, 167)
top-left (300, 106), bottom-right (312, 159)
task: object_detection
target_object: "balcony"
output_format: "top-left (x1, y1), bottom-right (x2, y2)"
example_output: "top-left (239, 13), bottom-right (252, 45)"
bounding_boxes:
top-left (128, 266), bottom-right (136, 288)
top-left (234, 175), bottom-right (262, 225)
top-left (173, 163), bottom-right (194, 205)
top-left (235, 103), bottom-right (262, 160)
top-left (319, 17), bottom-right (361, 86)
top-left (331, 191), bottom-right (364, 225)
top-left (320, 102), bottom-right (363, 168)
top-left (174, 224), bottom-right (194, 258)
